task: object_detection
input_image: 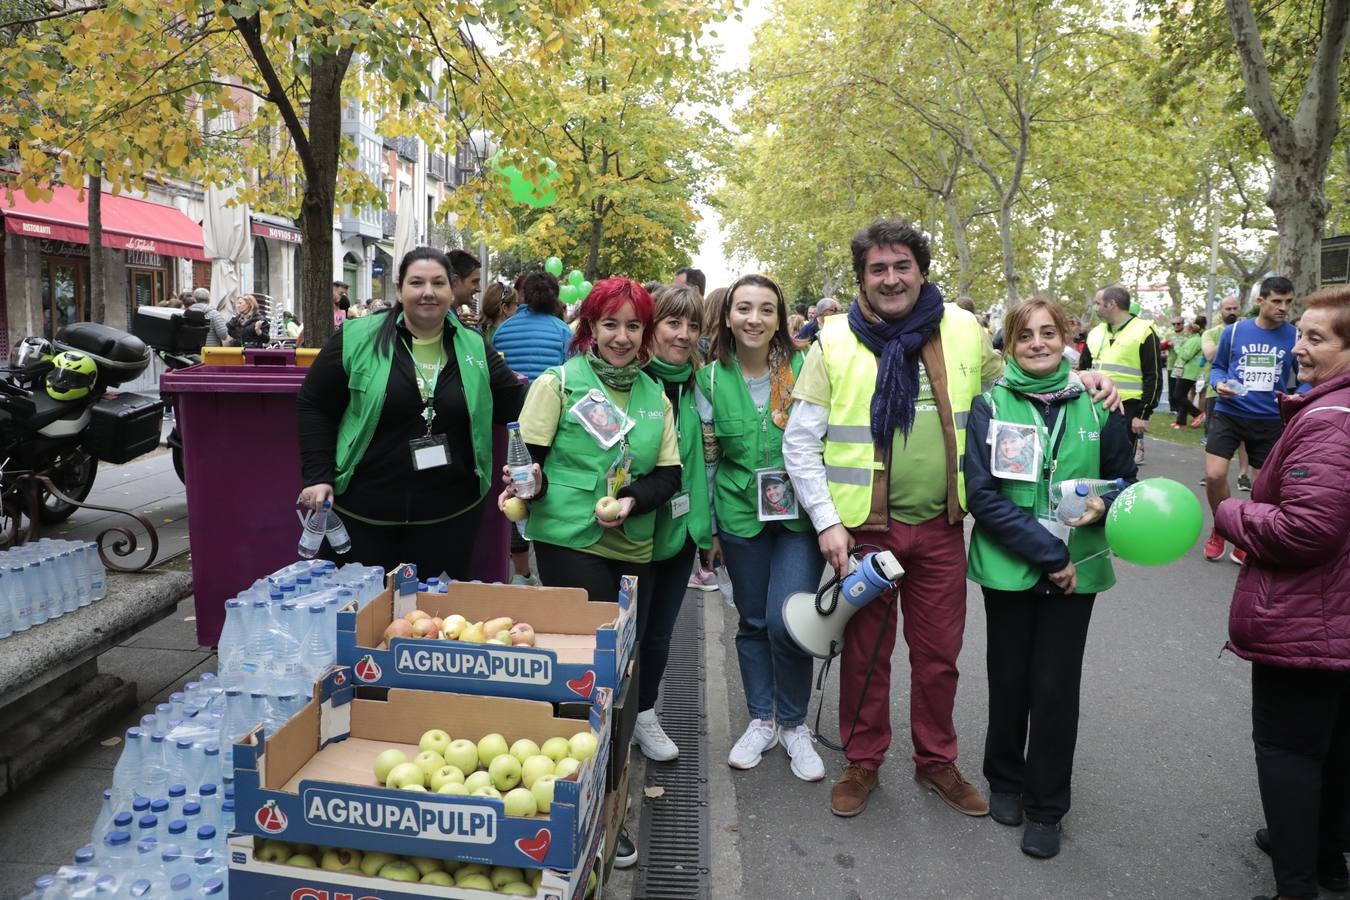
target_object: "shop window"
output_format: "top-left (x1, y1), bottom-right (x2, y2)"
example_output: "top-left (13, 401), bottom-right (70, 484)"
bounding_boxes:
top-left (253, 235), bottom-right (270, 295)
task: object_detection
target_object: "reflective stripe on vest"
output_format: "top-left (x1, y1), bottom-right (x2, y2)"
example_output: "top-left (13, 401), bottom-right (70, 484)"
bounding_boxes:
top-left (1087, 316), bottom-right (1154, 401)
top-left (816, 307), bottom-right (984, 528)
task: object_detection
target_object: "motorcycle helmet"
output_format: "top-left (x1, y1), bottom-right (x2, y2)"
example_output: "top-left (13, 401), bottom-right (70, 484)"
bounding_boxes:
top-left (10, 337), bottom-right (54, 369)
top-left (45, 350), bottom-right (99, 401)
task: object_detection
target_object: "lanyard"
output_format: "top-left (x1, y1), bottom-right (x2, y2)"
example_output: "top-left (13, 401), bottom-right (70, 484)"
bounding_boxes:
top-left (1036, 403), bottom-right (1070, 518)
top-left (403, 337), bottom-right (445, 433)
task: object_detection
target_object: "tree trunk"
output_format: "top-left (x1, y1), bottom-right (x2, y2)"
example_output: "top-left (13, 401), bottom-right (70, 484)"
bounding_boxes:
top-left (585, 200), bottom-right (606, 281)
top-left (942, 195), bottom-right (973, 298)
top-left (1166, 265), bottom-right (1184, 316)
top-left (1267, 167), bottom-right (1330, 302)
top-left (88, 173), bottom-right (105, 322)
top-left (998, 199), bottom-right (1019, 306)
top-left (297, 51), bottom-right (349, 349)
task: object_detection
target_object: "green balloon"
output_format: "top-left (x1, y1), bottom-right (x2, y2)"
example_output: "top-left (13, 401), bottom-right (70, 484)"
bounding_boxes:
top-left (1104, 478), bottom-right (1203, 566)
top-left (568, 269), bottom-right (584, 287)
top-left (545, 257), bottom-right (563, 277)
top-left (579, 280), bottom-right (593, 299)
top-left (560, 284), bottom-right (580, 303)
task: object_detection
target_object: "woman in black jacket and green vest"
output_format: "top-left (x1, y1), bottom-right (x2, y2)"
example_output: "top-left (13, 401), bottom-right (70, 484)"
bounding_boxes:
top-left (695, 273), bottom-right (825, 783)
top-left (964, 297), bottom-right (1136, 860)
top-left (296, 247), bottom-right (524, 578)
top-left (630, 283), bottom-right (713, 763)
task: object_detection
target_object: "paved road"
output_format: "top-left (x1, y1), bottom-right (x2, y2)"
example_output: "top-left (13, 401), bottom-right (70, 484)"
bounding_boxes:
top-left (697, 434), bottom-right (1300, 900)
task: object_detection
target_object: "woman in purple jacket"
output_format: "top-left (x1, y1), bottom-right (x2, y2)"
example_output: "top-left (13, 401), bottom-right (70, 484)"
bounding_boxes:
top-left (1216, 286), bottom-right (1350, 900)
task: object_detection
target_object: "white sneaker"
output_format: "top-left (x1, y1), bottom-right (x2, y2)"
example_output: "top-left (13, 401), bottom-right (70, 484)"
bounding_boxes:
top-left (780, 724), bottom-right (825, 782)
top-left (728, 718), bottom-right (778, 770)
top-left (632, 709), bottom-right (678, 761)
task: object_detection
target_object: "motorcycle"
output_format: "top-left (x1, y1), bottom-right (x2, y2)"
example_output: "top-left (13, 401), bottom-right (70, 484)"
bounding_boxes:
top-left (131, 305), bottom-right (208, 482)
top-left (0, 322), bottom-right (163, 543)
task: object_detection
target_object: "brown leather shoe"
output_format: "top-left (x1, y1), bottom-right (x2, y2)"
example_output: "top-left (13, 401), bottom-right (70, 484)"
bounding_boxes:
top-left (914, 763), bottom-right (989, 817)
top-left (830, 764), bottom-right (880, 817)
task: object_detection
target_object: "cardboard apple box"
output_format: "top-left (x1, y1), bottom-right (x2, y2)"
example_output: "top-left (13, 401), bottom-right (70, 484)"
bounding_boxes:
top-left (232, 668), bottom-right (611, 871)
top-left (227, 798), bottom-right (606, 900)
top-left (337, 564), bottom-right (637, 704)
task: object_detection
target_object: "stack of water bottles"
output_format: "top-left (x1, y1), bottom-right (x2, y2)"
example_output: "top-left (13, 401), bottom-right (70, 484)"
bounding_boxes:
top-left (0, 539), bottom-right (108, 641)
top-left (18, 559), bottom-right (385, 899)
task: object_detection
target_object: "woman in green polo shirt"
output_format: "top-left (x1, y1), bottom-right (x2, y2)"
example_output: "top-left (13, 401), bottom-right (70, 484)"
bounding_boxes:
top-left (964, 297), bottom-right (1137, 860)
top-left (296, 247), bottom-right (524, 578)
top-left (695, 273), bottom-right (825, 783)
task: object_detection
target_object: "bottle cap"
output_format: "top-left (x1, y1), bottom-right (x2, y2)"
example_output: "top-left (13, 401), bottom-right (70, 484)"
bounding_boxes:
top-left (151, 799), bottom-right (169, 813)
top-left (167, 820), bottom-right (187, 835)
top-left (114, 812), bottom-right (134, 828)
top-left (170, 873), bottom-right (192, 892)
top-left (199, 782), bottom-right (218, 796)
top-left (182, 802), bottom-right (201, 817)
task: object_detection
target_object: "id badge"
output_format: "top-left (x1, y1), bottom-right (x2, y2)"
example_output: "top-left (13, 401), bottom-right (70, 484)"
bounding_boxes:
top-left (988, 419), bottom-right (1042, 483)
top-left (409, 434), bottom-right (449, 471)
top-left (669, 491), bottom-right (690, 518)
top-left (756, 468), bottom-right (798, 522)
top-left (570, 388), bottom-right (633, 450)
top-left (1038, 517), bottom-right (1071, 545)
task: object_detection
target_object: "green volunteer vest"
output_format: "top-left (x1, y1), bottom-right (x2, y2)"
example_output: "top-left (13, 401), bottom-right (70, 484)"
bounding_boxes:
top-left (334, 312), bottom-right (492, 498)
top-left (1086, 315), bottom-right (1155, 402)
top-left (648, 373), bottom-right (713, 561)
top-left (966, 383), bottom-right (1116, 594)
top-left (694, 353), bottom-right (809, 539)
top-left (525, 355), bottom-right (666, 551)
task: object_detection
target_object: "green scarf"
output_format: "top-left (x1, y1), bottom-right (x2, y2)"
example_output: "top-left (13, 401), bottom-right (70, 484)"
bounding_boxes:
top-left (586, 349), bottom-right (642, 391)
top-left (646, 356), bottom-right (692, 385)
top-left (999, 358), bottom-right (1078, 402)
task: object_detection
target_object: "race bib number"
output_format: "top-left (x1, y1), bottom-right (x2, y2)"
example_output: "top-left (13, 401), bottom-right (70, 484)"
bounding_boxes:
top-left (1240, 353), bottom-right (1280, 392)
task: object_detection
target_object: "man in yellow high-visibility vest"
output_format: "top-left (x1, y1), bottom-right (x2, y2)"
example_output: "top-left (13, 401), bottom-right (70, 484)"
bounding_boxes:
top-left (1079, 285), bottom-right (1163, 464)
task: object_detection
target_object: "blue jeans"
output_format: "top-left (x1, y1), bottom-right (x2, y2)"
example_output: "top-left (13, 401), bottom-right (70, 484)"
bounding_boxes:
top-left (719, 525), bottom-right (823, 727)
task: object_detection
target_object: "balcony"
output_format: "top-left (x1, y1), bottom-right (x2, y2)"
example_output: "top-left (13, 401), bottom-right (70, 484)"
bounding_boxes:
top-left (428, 152), bottom-right (448, 182)
top-left (382, 135), bottom-right (420, 162)
top-left (382, 209), bottom-right (397, 238)
top-left (340, 204), bottom-right (383, 242)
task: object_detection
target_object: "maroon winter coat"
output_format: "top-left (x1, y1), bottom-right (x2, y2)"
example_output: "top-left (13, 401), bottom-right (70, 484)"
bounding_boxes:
top-left (1217, 369), bottom-right (1350, 671)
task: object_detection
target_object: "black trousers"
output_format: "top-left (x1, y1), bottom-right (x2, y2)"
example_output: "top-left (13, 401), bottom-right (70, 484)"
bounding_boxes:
top-left (982, 587), bottom-right (1096, 825)
top-left (640, 539), bottom-right (696, 712)
top-left (1252, 662), bottom-right (1350, 899)
top-left (1171, 376), bottom-right (1201, 425)
top-left (322, 502), bottom-right (483, 581)
top-left (1122, 400), bottom-right (1144, 451)
top-left (533, 540), bottom-right (653, 648)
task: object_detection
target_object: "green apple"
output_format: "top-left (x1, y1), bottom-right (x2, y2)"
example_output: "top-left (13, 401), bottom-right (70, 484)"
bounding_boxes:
top-left (414, 750), bottom-right (446, 779)
top-left (521, 754), bottom-right (556, 789)
top-left (532, 868), bottom-right (545, 890)
top-left (531, 774), bottom-right (557, 813)
top-left (502, 787), bottom-right (538, 817)
top-left (359, 851), bottom-right (396, 877)
top-left (286, 853), bottom-right (319, 868)
top-left (373, 748), bottom-right (410, 784)
top-left (455, 863), bottom-right (490, 883)
top-left (472, 785), bottom-right (503, 799)
top-left (420, 870), bottom-right (453, 886)
top-left (568, 731), bottom-right (598, 763)
top-left (586, 868), bottom-right (598, 897)
top-left (553, 758), bottom-right (581, 780)
top-left (256, 840), bottom-right (291, 863)
top-left (437, 781), bottom-right (470, 796)
top-left (386, 761), bottom-right (427, 789)
top-left (319, 848), bottom-right (362, 871)
top-left (456, 874), bottom-right (494, 891)
top-left (444, 738), bottom-right (479, 775)
top-left (400, 783), bottom-right (427, 791)
top-left (500, 883), bottom-right (534, 896)
top-left (595, 496), bottom-right (622, 522)
top-left (540, 736), bottom-right (571, 763)
top-left (491, 866), bottom-right (525, 889)
top-left (463, 770), bottom-right (494, 793)
top-left (509, 738), bottom-right (540, 763)
top-left (428, 764), bottom-right (466, 792)
top-left (419, 728), bottom-right (452, 757)
top-left (379, 860), bottom-right (421, 882)
top-left (489, 753), bottom-right (523, 791)
top-left (409, 856), bottom-right (444, 876)
top-left (477, 733), bottom-right (510, 767)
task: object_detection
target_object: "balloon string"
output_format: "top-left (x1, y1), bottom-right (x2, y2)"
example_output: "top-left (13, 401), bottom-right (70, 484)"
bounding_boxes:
top-left (1072, 548), bottom-right (1111, 565)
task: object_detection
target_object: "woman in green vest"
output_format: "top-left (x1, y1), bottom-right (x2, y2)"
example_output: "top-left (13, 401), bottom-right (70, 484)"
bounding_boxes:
top-left (296, 247), bottom-right (524, 578)
top-left (695, 273), bottom-right (825, 783)
top-left (964, 297), bottom-right (1137, 860)
top-left (628, 283), bottom-right (714, 763)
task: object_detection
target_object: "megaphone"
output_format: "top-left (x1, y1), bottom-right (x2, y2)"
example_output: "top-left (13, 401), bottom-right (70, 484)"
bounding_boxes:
top-left (784, 550), bottom-right (904, 659)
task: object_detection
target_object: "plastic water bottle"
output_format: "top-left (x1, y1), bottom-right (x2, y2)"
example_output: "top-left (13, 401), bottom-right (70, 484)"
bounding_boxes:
top-left (302, 602), bottom-right (334, 684)
top-left (197, 749), bottom-right (221, 795)
top-left (715, 564), bottom-right (734, 609)
top-left (35, 557), bottom-right (66, 620)
top-left (84, 543), bottom-right (107, 602)
top-left (506, 422), bottom-right (536, 498)
top-left (218, 800), bottom-right (235, 833)
top-left (200, 877), bottom-right (225, 896)
top-left (8, 565), bottom-right (31, 632)
top-left (239, 602), bottom-right (272, 688)
top-left (0, 570), bottom-right (13, 639)
top-left (57, 551), bottom-right (81, 613)
top-left (26, 874), bottom-right (59, 898)
top-left (112, 729), bottom-right (146, 805)
top-left (101, 831), bottom-right (132, 870)
top-left (1222, 377), bottom-right (1249, 396)
top-left (91, 789), bottom-right (114, 848)
top-left (1048, 478), bottom-right (1125, 505)
top-left (25, 562), bottom-right (50, 626)
top-left (166, 873), bottom-right (192, 896)
top-left (269, 604), bottom-right (306, 697)
top-left (150, 800), bottom-right (170, 833)
top-left (195, 785), bottom-right (220, 831)
top-left (325, 507), bottom-right (352, 555)
top-left (1055, 484), bottom-right (1091, 524)
top-left (142, 733), bottom-right (170, 797)
top-left (298, 503), bottom-right (328, 559)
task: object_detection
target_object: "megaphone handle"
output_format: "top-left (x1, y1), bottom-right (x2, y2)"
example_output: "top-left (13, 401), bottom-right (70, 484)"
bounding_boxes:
top-left (815, 574), bottom-right (842, 616)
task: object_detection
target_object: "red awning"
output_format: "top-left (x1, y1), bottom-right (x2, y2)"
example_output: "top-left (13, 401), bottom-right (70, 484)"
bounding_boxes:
top-left (2, 185), bottom-right (207, 261)
top-left (250, 219), bottom-right (302, 244)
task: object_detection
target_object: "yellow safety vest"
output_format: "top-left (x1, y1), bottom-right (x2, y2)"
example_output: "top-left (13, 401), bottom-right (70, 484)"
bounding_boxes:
top-left (1086, 315), bottom-right (1155, 402)
top-left (817, 307), bottom-right (985, 528)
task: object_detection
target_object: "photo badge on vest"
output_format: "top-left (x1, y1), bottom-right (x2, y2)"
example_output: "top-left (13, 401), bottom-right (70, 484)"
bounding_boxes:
top-left (988, 420), bottom-right (1041, 483)
top-left (570, 388), bottom-right (633, 450)
top-left (409, 433), bottom-right (450, 471)
top-left (757, 469), bottom-right (798, 522)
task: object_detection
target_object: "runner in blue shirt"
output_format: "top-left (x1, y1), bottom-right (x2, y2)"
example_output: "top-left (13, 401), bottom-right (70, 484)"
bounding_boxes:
top-left (1203, 276), bottom-right (1298, 564)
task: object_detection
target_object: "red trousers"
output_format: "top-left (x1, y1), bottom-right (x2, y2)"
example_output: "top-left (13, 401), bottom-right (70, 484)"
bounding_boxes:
top-left (839, 514), bottom-right (968, 771)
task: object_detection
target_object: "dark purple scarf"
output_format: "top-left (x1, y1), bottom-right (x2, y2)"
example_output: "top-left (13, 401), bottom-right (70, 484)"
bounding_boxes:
top-left (847, 282), bottom-right (946, 446)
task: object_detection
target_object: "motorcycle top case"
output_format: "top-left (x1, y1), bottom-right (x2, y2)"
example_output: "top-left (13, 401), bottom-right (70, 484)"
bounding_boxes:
top-left (232, 667), bottom-right (611, 871)
top-left (337, 564), bottom-right (637, 705)
top-left (132, 305), bottom-right (209, 354)
top-left (85, 391), bottom-right (164, 464)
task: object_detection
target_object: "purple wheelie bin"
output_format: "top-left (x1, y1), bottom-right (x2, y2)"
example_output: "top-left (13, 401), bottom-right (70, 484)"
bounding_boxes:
top-left (160, 349), bottom-right (309, 646)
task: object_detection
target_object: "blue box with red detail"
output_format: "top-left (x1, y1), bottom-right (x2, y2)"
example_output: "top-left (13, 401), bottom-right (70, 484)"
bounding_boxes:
top-left (336, 564), bottom-right (637, 706)
top-left (231, 668), bottom-right (611, 872)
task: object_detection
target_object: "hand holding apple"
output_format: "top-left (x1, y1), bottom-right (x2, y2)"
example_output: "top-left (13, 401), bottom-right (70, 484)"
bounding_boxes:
top-left (502, 496), bottom-right (529, 522)
top-left (595, 495), bottom-right (635, 527)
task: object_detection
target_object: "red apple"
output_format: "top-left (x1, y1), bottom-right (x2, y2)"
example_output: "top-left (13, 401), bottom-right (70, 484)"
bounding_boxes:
top-left (384, 619), bottom-right (414, 644)
top-left (509, 623), bottom-right (536, 647)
